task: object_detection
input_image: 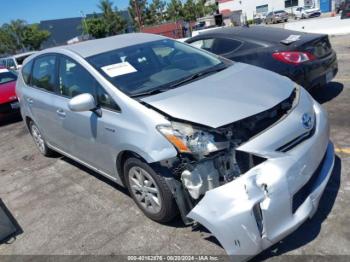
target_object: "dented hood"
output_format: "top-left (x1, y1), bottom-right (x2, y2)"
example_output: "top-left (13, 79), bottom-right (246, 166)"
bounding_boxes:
top-left (141, 63), bottom-right (295, 128)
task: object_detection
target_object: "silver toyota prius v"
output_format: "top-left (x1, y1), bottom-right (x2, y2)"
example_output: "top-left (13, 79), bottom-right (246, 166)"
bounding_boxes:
top-left (16, 33), bottom-right (335, 259)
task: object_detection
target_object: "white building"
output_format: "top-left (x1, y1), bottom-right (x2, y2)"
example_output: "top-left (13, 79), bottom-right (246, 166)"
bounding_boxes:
top-left (218, 0), bottom-right (323, 22)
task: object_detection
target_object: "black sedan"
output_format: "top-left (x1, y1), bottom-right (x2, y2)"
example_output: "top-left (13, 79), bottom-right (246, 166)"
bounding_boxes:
top-left (185, 26), bottom-right (338, 91)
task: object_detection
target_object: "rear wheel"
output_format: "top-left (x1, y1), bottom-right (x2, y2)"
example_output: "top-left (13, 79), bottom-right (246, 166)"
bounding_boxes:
top-left (29, 121), bottom-right (54, 156)
top-left (124, 157), bottom-right (177, 223)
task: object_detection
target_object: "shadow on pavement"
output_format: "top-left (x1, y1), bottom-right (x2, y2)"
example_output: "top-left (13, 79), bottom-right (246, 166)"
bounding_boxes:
top-left (253, 155), bottom-right (342, 261)
top-left (60, 156), bottom-right (130, 196)
top-left (0, 199), bottom-right (23, 245)
top-left (60, 156), bottom-right (186, 228)
top-left (311, 82), bottom-right (344, 104)
top-left (0, 112), bottom-right (22, 127)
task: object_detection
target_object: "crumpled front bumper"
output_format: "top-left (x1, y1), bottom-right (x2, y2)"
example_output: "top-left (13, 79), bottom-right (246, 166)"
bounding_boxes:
top-left (187, 93), bottom-right (335, 259)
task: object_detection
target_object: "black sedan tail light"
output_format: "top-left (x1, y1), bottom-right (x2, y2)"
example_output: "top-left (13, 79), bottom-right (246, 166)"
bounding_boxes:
top-left (272, 51), bottom-right (316, 65)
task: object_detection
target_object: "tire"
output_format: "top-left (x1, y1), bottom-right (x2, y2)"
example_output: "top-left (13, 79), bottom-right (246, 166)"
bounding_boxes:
top-left (124, 157), bottom-right (177, 223)
top-left (29, 121), bottom-right (54, 156)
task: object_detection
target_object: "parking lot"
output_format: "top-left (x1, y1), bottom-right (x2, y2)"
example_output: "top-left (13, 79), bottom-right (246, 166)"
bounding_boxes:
top-left (0, 34), bottom-right (349, 260)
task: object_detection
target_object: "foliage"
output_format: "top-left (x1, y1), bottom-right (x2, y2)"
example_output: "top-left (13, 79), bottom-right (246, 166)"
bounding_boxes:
top-left (127, 0), bottom-right (217, 27)
top-left (166, 0), bottom-right (184, 21)
top-left (183, 0), bottom-right (197, 22)
top-left (147, 0), bottom-right (167, 25)
top-left (0, 20), bottom-right (50, 55)
top-left (23, 24), bottom-right (51, 50)
top-left (84, 0), bottom-right (126, 38)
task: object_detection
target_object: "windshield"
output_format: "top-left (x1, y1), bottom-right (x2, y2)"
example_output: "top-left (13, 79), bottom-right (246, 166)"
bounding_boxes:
top-left (87, 39), bottom-right (225, 97)
top-left (0, 71), bottom-right (17, 84)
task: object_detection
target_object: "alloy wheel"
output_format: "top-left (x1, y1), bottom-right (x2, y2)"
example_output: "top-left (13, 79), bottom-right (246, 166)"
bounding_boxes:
top-left (31, 124), bottom-right (45, 154)
top-left (128, 166), bottom-right (162, 214)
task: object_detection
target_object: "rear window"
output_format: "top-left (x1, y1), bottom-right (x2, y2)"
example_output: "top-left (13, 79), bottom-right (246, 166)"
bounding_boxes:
top-left (0, 71), bottom-right (17, 84)
top-left (275, 10), bottom-right (286, 14)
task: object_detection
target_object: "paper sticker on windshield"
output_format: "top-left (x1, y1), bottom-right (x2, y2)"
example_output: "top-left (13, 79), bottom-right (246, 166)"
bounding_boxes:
top-left (281, 35), bottom-right (301, 44)
top-left (101, 62), bottom-right (137, 77)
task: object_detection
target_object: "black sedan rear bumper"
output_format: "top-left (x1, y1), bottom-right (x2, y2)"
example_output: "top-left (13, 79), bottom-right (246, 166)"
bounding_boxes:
top-left (287, 51), bottom-right (338, 90)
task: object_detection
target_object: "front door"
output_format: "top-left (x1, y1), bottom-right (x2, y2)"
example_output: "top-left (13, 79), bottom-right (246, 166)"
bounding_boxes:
top-left (55, 55), bottom-right (120, 176)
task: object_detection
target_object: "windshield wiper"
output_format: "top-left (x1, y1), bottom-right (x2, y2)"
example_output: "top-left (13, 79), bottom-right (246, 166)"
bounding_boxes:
top-left (168, 65), bottom-right (227, 89)
top-left (130, 64), bottom-right (227, 98)
top-left (130, 88), bottom-right (171, 98)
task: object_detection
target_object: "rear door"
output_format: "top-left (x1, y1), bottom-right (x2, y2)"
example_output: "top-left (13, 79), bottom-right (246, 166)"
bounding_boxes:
top-left (22, 54), bottom-right (63, 147)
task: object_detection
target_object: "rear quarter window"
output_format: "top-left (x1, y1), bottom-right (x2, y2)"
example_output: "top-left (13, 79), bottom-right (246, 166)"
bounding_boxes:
top-left (213, 38), bottom-right (243, 55)
top-left (21, 60), bottom-right (33, 85)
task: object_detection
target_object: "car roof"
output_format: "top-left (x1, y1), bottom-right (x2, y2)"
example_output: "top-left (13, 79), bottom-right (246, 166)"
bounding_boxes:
top-left (187, 26), bottom-right (323, 45)
top-left (0, 51), bottom-right (37, 60)
top-left (13, 51), bottom-right (37, 58)
top-left (43, 33), bottom-right (166, 58)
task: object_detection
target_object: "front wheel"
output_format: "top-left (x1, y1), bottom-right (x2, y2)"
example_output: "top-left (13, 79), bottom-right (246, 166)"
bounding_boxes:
top-left (124, 157), bottom-right (178, 223)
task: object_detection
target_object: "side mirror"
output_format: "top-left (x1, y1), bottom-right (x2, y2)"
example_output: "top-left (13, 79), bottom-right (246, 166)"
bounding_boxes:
top-left (68, 93), bottom-right (96, 112)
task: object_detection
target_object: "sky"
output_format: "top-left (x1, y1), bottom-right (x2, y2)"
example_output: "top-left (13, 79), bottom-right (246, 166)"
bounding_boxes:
top-left (0, 0), bottom-right (134, 25)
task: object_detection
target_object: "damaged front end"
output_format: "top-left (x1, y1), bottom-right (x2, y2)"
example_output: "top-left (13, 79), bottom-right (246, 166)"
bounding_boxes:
top-left (153, 86), bottom-right (334, 259)
top-left (155, 87), bottom-right (297, 213)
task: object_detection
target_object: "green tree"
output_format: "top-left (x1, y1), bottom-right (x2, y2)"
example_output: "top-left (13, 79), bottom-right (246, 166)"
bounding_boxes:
top-left (148, 0), bottom-right (166, 25)
top-left (0, 27), bottom-right (16, 54)
top-left (183, 0), bottom-right (198, 22)
top-left (85, 0), bottom-right (126, 38)
top-left (0, 20), bottom-right (50, 55)
top-left (167, 0), bottom-right (183, 22)
top-left (2, 20), bottom-right (27, 52)
top-left (84, 17), bottom-right (107, 39)
top-left (196, 0), bottom-right (217, 18)
top-left (23, 24), bottom-right (50, 50)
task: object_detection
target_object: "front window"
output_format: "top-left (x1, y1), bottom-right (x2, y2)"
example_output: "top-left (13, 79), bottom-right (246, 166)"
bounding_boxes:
top-left (0, 71), bottom-right (17, 84)
top-left (87, 39), bottom-right (226, 97)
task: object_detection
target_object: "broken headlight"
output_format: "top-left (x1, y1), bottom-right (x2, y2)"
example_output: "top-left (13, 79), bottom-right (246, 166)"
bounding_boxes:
top-left (157, 122), bottom-right (228, 157)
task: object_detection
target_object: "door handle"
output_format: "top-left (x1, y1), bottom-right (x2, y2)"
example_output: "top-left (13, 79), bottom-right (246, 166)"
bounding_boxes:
top-left (26, 97), bottom-right (34, 104)
top-left (56, 109), bottom-right (66, 118)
